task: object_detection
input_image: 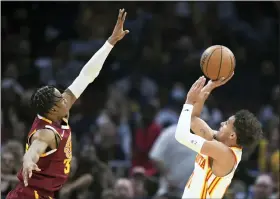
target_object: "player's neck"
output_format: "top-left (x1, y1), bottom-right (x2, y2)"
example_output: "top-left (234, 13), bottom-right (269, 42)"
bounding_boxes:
top-left (44, 114), bottom-right (63, 124)
top-left (226, 142), bottom-right (241, 149)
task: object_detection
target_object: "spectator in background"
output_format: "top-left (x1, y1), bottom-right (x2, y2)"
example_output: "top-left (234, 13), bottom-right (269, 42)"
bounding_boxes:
top-left (149, 124), bottom-right (196, 197)
top-left (1, 2), bottom-right (278, 199)
top-left (114, 178), bottom-right (135, 199)
top-left (94, 121), bottom-right (126, 163)
top-left (1, 150), bottom-right (18, 198)
top-left (115, 71), bottom-right (158, 104)
top-left (97, 87), bottom-right (132, 160)
top-left (132, 103), bottom-right (161, 177)
top-left (130, 167), bottom-right (149, 199)
top-left (248, 174), bottom-right (277, 199)
top-left (2, 140), bottom-right (24, 171)
top-left (77, 143), bottom-right (115, 199)
top-left (101, 189), bottom-right (115, 199)
top-left (59, 156), bottom-right (93, 199)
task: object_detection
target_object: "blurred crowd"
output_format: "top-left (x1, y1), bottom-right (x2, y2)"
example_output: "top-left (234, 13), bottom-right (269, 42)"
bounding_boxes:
top-left (1, 2), bottom-right (279, 199)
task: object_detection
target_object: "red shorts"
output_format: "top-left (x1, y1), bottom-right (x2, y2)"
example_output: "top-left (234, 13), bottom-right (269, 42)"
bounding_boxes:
top-left (6, 183), bottom-right (54, 199)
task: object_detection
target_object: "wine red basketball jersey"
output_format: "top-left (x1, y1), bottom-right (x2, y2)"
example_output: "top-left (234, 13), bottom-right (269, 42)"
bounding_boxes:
top-left (17, 114), bottom-right (72, 196)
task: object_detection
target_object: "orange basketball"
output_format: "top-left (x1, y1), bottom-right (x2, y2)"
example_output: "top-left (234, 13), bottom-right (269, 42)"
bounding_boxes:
top-left (200, 45), bottom-right (235, 80)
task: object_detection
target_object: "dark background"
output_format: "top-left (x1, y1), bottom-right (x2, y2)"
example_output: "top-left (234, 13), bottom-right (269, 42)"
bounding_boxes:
top-left (1, 1), bottom-right (279, 199)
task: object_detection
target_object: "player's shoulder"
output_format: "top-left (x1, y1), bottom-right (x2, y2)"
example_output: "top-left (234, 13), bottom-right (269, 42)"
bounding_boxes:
top-left (33, 128), bottom-right (55, 139)
top-left (29, 128), bottom-right (56, 146)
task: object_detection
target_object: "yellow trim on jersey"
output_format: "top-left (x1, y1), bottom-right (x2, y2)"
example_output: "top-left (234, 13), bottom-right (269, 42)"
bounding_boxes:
top-left (40, 149), bottom-right (57, 157)
top-left (206, 169), bottom-right (212, 181)
top-left (62, 117), bottom-right (69, 125)
top-left (37, 114), bottom-right (52, 124)
top-left (34, 190), bottom-right (39, 199)
top-left (208, 176), bottom-right (222, 195)
top-left (200, 168), bottom-right (211, 198)
top-left (230, 146), bottom-right (242, 150)
top-left (185, 172), bottom-right (194, 188)
top-left (27, 129), bottom-right (37, 145)
top-left (201, 181), bottom-right (207, 199)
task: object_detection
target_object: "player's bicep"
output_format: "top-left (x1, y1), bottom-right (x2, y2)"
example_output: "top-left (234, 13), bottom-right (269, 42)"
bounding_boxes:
top-left (191, 116), bottom-right (215, 140)
top-left (28, 139), bottom-right (49, 157)
top-left (62, 88), bottom-right (77, 109)
top-left (29, 129), bottom-right (56, 154)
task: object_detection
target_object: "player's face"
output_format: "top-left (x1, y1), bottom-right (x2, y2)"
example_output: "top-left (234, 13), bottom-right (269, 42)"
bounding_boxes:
top-left (51, 88), bottom-right (68, 117)
top-left (216, 116), bottom-right (236, 143)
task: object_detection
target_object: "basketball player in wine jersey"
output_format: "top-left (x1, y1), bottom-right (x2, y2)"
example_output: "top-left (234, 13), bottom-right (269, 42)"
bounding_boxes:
top-left (6, 9), bottom-right (129, 199)
top-left (175, 76), bottom-right (263, 199)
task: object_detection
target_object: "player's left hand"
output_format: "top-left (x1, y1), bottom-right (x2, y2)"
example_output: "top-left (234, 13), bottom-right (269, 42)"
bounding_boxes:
top-left (186, 76), bottom-right (206, 105)
top-left (22, 161), bottom-right (41, 187)
top-left (108, 8), bottom-right (130, 46)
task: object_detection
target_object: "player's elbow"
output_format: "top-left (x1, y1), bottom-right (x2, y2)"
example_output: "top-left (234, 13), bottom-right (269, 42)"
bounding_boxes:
top-left (190, 115), bottom-right (197, 124)
top-left (190, 116), bottom-right (200, 130)
top-left (174, 130), bottom-right (185, 145)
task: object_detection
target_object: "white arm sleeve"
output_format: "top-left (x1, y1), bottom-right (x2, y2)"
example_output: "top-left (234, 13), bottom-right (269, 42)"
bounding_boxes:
top-left (175, 104), bottom-right (206, 153)
top-left (68, 41), bottom-right (113, 98)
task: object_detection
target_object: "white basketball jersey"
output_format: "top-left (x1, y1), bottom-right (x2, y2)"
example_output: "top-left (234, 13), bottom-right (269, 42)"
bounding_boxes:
top-left (182, 147), bottom-right (242, 199)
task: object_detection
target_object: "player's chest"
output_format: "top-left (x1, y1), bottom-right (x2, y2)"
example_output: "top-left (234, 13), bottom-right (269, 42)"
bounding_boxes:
top-left (57, 130), bottom-right (72, 159)
top-left (194, 154), bottom-right (209, 170)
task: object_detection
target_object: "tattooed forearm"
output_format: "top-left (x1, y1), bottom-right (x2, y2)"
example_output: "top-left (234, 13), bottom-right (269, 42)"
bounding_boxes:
top-left (200, 129), bottom-right (207, 137)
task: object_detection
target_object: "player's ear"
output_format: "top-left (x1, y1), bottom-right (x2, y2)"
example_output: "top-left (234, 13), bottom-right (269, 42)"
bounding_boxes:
top-left (50, 107), bottom-right (57, 113)
top-left (230, 131), bottom-right (236, 140)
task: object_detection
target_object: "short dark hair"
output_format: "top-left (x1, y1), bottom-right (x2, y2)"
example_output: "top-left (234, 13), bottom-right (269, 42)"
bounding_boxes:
top-left (30, 85), bottom-right (62, 116)
top-left (233, 110), bottom-right (263, 148)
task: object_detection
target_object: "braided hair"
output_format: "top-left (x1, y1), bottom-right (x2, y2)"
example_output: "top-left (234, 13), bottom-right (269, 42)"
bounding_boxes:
top-left (30, 85), bottom-right (62, 116)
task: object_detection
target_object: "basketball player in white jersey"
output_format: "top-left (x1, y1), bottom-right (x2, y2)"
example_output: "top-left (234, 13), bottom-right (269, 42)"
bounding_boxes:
top-left (175, 76), bottom-right (263, 199)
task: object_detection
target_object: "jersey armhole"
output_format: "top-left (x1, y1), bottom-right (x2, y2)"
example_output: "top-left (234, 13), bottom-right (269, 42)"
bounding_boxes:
top-left (27, 126), bottom-right (62, 158)
top-left (207, 148), bottom-right (238, 178)
top-left (44, 125), bottom-right (62, 148)
top-left (27, 129), bottom-right (37, 145)
top-left (222, 149), bottom-right (238, 178)
top-left (40, 125), bottom-right (62, 158)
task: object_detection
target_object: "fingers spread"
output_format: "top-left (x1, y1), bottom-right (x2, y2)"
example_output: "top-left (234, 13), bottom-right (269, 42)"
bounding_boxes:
top-left (34, 164), bottom-right (41, 172)
top-left (122, 11), bottom-right (127, 21)
top-left (124, 30), bottom-right (130, 34)
top-left (28, 168), bottom-right (33, 178)
top-left (194, 76), bottom-right (205, 91)
top-left (198, 77), bottom-right (206, 90)
top-left (23, 170), bottom-right (28, 186)
top-left (118, 9), bottom-right (123, 21)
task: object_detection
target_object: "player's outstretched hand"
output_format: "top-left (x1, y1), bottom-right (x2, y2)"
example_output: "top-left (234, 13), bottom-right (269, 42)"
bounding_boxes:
top-left (108, 8), bottom-right (130, 46)
top-left (206, 72), bottom-right (234, 89)
top-left (22, 161), bottom-right (41, 187)
top-left (186, 76), bottom-right (206, 105)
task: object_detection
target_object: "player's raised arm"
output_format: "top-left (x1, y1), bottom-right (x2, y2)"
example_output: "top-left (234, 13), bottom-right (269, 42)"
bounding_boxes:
top-left (190, 74), bottom-right (234, 140)
top-left (63, 9), bottom-right (130, 109)
top-left (22, 129), bottom-right (56, 187)
top-left (175, 77), bottom-right (235, 172)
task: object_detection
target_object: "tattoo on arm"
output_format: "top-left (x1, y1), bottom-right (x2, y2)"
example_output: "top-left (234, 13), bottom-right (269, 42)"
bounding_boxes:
top-left (200, 129), bottom-right (207, 137)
